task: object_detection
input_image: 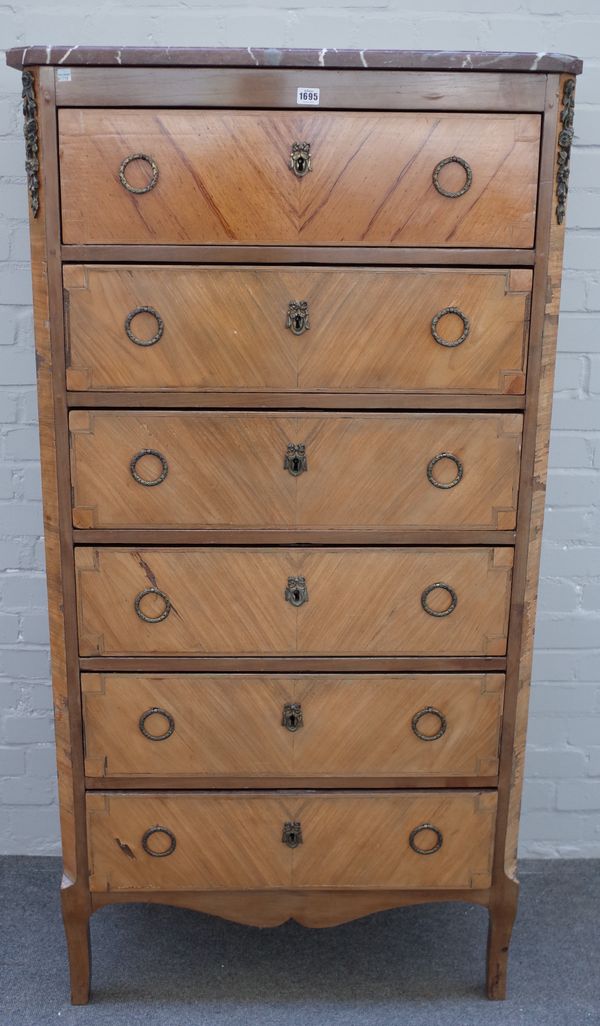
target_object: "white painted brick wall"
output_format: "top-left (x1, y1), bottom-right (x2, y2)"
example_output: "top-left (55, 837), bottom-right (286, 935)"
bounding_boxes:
top-left (0, 1), bottom-right (599, 857)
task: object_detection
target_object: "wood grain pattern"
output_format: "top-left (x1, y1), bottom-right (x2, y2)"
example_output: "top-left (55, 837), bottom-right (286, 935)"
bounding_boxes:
top-left (58, 110), bottom-right (541, 247)
top-left (90, 886), bottom-right (491, 926)
top-left (81, 672), bottom-right (503, 781)
top-left (62, 244), bottom-right (536, 267)
top-left (10, 49), bottom-right (580, 1005)
top-left (52, 67), bottom-right (550, 110)
top-left (27, 70), bottom-right (80, 880)
top-left (26, 67), bottom-right (92, 1006)
top-left (69, 412), bottom-right (523, 530)
top-left (484, 74), bottom-right (572, 1002)
top-left (86, 790), bottom-right (497, 892)
top-left (75, 546), bottom-right (513, 657)
top-left (79, 656), bottom-right (507, 673)
top-left (74, 530), bottom-right (517, 547)
top-left (67, 392), bottom-right (526, 412)
top-left (500, 76), bottom-right (573, 892)
top-left (63, 265), bottom-right (531, 393)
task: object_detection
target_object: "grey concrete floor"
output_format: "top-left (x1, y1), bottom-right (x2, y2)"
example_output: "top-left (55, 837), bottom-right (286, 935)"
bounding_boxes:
top-left (1, 856), bottom-right (599, 1026)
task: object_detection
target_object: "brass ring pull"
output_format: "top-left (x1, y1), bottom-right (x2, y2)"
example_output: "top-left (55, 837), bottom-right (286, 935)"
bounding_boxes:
top-left (289, 142), bottom-right (312, 178)
top-left (141, 825), bottom-right (177, 858)
top-left (134, 587), bottom-right (171, 624)
top-left (139, 707), bottom-right (175, 741)
top-left (285, 576), bottom-right (308, 607)
top-left (427, 452), bottom-right (463, 490)
top-left (130, 449), bottom-right (169, 487)
top-left (412, 706), bottom-right (447, 742)
top-left (282, 702), bottom-right (303, 732)
top-left (409, 823), bottom-right (443, 855)
top-left (119, 153), bottom-right (159, 194)
top-left (432, 155), bottom-right (472, 198)
top-left (431, 307), bottom-right (470, 348)
top-left (282, 821), bottom-right (303, 848)
top-left (125, 306), bottom-right (164, 347)
top-left (421, 582), bottom-right (458, 618)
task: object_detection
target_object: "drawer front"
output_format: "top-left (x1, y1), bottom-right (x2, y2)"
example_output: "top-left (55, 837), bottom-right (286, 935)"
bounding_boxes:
top-left (82, 673), bottom-right (503, 781)
top-left (64, 265), bottom-right (530, 395)
top-left (86, 791), bottom-right (497, 892)
top-left (75, 547), bottom-right (513, 656)
top-left (59, 110), bottom-right (540, 247)
top-left (70, 412), bottom-right (523, 531)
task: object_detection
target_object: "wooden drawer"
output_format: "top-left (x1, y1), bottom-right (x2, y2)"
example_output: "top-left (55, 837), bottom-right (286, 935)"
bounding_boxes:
top-left (59, 110), bottom-right (540, 247)
top-left (63, 265), bottom-right (531, 394)
top-left (75, 546), bottom-right (513, 657)
top-left (86, 791), bottom-right (497, 892)
top-left (82, 672), bottom-right (503, 782)
top-left (70, 411), bottom-right (522, 531)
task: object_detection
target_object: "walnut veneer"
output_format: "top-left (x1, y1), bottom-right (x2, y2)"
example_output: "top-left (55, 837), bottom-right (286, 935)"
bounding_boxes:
top-left (7, 45), bottom-right (581, 1004)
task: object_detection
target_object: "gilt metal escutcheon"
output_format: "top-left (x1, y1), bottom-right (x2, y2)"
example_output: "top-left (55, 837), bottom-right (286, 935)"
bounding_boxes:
top-left (284, 443), bottom-right (308, 477)
top-left (285, 576), bottom-right (309, 607)
top-left (282, 821), bottom-right (303, 848)
top-left (282, 702), bottom-right (303, 732)
top-left (286, 300), bottom-right (310, 335)
top-left (289, 142), bottom-right (312, 177)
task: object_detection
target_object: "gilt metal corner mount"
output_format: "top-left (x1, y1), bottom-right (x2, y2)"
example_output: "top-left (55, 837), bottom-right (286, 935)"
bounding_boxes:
top-left (21, 70), bottom-right (40, 218)
top-left (556, 78), bottom-right (575, 226)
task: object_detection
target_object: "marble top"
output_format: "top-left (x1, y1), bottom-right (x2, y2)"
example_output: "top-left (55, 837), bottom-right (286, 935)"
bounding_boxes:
top-left (5, 46), bottom-right (583, 74)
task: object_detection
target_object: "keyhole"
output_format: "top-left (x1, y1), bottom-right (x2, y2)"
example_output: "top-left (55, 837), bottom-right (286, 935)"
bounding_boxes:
top-left (289, 712), bottom-right (297, 728)
top-left (282, 819), bottom-right (303, 846)
top-left (292, 456), bottom-right (301, 473)
top-left (294, 314), bottom-right (303, 331)
top-left (286, 577), bottom-right (307, 606)
top-left (296, 156), bottom-right (306, 174)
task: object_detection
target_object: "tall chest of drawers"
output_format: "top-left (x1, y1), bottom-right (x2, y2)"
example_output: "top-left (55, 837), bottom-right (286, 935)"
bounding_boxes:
top-left (7, 45), bottom-right (582, 1003)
